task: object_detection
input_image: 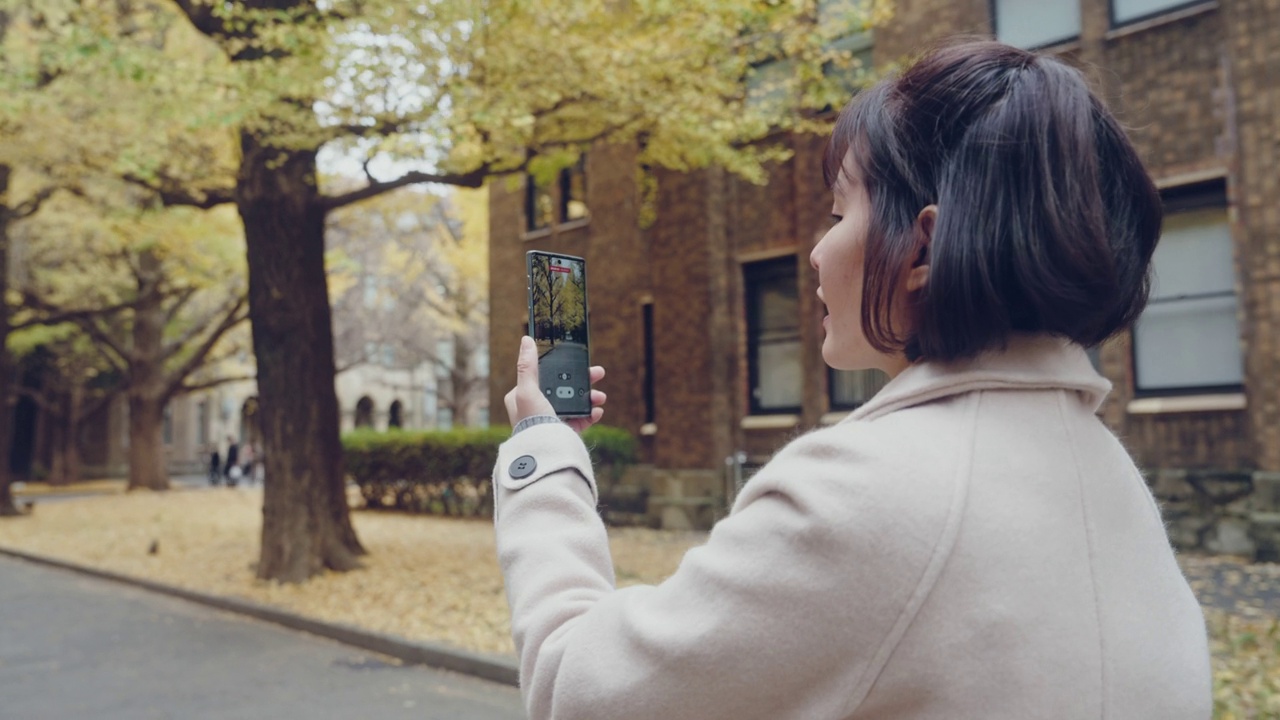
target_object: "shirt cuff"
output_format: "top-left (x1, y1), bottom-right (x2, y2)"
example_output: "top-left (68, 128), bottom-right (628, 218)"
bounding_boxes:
top-left (513, 414), bottom-right (563, 435)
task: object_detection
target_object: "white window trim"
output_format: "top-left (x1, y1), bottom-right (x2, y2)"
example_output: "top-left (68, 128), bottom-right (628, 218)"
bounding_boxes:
top-left (1127, 393), bottom-right (1246, 415)
top-left (741, 414), bottom-right (800, 430)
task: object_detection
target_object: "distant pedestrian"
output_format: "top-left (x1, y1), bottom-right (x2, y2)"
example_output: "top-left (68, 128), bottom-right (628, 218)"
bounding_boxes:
top-left (223, 436), bottom-right (241, 487)
top-left (241, 443), bottom-right (256, 486)
top-left (207, 446), bottom-right (221, 486)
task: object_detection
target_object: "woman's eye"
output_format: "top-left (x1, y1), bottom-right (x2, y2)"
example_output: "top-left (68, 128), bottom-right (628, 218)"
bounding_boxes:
top-left (830, 214), bottom-right (843, 224)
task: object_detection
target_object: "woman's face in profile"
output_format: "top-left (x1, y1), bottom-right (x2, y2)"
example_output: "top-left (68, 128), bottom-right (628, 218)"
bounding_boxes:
top-left (811, 152), bottom-right (910, 376)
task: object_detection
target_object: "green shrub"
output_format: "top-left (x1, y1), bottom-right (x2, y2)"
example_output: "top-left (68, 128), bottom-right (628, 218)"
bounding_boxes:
top-left (581, 424), bottom-right (638, 477)
top-left (343, 425), bottom-right (639, 519)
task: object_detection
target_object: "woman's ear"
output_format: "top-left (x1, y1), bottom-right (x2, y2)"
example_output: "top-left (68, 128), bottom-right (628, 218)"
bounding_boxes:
top-left (906, 204), bottom-right (937, 292)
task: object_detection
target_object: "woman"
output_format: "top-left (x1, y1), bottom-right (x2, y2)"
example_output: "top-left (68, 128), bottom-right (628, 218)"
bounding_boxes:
top-left (495, 41), bottom-right (1212, 719)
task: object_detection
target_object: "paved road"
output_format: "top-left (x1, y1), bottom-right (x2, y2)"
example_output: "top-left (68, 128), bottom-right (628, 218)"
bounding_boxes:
top-left (0, 556), bottom-right (525, 720)
top-left (14, 475), bottom-right (214, 506)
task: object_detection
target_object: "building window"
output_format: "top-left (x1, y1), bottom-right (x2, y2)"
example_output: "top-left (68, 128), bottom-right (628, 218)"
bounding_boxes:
top-left (162, 404), bottom-right (174, 446)
top-left (196, 399), bottom-right (209, 446)
top-left (828, 369), bottom-right (887, 411)
top-left (993, 0), bottom-right (1081, 49)
top-left (560, 159), bottom-right (588, 223)
top-left (1111, 0), bottom-right (1211, 26)
top-left (1085, 345), bottom-right (1103, 372)
top-left (525, 174), bottom-right (554, 232)
top-left (1133, 179), bottom-right (1243, 395)
top-left (642, 302), bottom-right (656, 425)
top-left (437, 406), bottom-right (454, 430)
top-left (745, 256), bottom-right (803, 414)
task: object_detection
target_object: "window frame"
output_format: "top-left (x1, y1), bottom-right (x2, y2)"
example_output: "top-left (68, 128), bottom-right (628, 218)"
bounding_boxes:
top-left (525, 174), bottom-right (554, 233)
top-left (1108, 0), bottom-right (1216, 29)
top-left (642, 302), bottom-right (656, 425)
top-left (559, 159), bottom-right (589, 224)
top-left (744, 256), bottom-right (804, 416)
top-left (1130, 178), bottom-right (1243, 398)
top-left (826, 367), bottom-right (888, 412)
top-left (989, 0), bottom-right (1081, 50)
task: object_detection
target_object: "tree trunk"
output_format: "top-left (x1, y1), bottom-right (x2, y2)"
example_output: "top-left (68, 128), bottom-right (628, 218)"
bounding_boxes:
top-left (47, 406), bottom-right (67, 486)
top-left (0, 165), bottom-right (21, 516)
top-left (127, 393), bottom-right (168, 490)
top-left (63, 384), bottom-right (84, 485)
top-left (238, 133), bottom-right (363, 583)
top-left (127, 253), bottom-right (170, 491)
top-left (450, 329), bottom-right (478, 427)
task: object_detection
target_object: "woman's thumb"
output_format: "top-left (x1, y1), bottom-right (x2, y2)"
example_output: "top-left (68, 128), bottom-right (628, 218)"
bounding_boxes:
top-left (516, 336), bottom-right (540, 390)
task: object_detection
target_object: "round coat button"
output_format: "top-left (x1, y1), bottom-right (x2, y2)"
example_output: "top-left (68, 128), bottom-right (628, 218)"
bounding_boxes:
top-left (509, 455), bottom-right (537, 479)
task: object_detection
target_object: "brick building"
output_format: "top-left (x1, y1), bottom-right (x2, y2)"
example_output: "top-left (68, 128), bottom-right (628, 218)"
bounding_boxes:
top-left (489, 0), bottom-right (1280, 547)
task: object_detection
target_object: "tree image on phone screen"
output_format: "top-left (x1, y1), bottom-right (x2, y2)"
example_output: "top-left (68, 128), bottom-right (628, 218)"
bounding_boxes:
top-left (528, 253), bottom-right (590, 416)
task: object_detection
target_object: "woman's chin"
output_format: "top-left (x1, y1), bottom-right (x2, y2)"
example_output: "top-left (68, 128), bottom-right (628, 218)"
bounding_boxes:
top-left (824, 341), bottom-right (883, 373)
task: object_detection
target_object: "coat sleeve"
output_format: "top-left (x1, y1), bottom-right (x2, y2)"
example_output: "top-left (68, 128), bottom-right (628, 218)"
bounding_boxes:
top-left (493, 421), bottom-right (952, 720)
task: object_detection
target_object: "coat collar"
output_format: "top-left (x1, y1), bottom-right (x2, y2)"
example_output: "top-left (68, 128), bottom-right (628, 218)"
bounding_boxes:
top-left (845, 334), bottom-right (1112, 423)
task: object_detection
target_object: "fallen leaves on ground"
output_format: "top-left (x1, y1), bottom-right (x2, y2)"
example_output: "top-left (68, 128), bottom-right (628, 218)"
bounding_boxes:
top-left (0, 489), bottom-right (706, 656)
top-left (1, 489), bottom-right (1278, 718)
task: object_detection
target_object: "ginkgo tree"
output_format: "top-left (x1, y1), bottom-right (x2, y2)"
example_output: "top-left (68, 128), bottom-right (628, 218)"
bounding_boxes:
top-left (5, 322), bottom-right (121, 487)
top-left (327, 186), bottom-right (490, 427)
top-left (0, 0), bottom-right (243, 511)
top-left (97, 0), bottom-right (891, 581)
top-left (15, 189), bottom-right (251, 491)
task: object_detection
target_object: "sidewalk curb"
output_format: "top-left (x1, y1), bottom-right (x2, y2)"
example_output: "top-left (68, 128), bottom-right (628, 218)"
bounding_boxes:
top-left (0, 546), bottom-right (520, 687)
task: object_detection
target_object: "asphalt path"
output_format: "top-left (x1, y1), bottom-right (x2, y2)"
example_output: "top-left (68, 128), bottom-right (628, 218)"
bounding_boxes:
top-left (0, 555), bottom-right (525, 720)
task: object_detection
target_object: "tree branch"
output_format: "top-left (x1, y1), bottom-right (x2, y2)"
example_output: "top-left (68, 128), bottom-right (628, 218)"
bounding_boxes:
top-left (179, 373), bottom-right (257, 395)
top-left (162, 287), bottom-right (200, 328)
top-left (83, 315), bottom-right (132, 370)
top-left (17, 292), bottom-right (132, 367)
top-left (160, 292), bottom-right (242, 362)
top-left (171, 0), bottom-right (227, 39)
top-left (320, 165), bottom-right (490, 212)
top-left (80, 387), bottom-right (119, 422)
top-left (10, 296), bottom-right (140, 332)
top-left (12, 185), bottom-right (60, 220)
top-left (121, 173), bottom-right (236, 210)
top-left (17, 386), bottom-right (63, 419)
top-left (162, 297), bottom-right (249, 401)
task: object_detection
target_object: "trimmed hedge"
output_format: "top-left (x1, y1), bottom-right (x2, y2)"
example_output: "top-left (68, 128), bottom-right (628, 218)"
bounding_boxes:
top-left (343, 425), bottom-right (639, 517)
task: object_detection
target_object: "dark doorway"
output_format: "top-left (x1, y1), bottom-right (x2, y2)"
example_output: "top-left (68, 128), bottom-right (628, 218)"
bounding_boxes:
top-left (8, 394), bottom-right (37, 478)
top-left (355, 397), bottom-right (375, 428)
top-left (388, 400), bottom-right (403, 429)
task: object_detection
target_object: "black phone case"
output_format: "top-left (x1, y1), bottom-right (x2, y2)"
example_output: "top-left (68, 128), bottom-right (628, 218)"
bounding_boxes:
top-left (526, 251), bottom-right (592, 418)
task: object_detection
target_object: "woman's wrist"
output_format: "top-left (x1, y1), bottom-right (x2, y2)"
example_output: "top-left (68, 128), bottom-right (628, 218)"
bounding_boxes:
top-left (512, 414), bottom-right (562, 435)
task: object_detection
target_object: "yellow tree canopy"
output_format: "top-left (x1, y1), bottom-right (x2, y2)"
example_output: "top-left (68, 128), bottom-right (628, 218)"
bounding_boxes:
top-left (0, 0), bottom-right (238, 202)
top-left (111, 0), bottom-right (895, 201)
top-left (326, 184), bottom-right (487, 370)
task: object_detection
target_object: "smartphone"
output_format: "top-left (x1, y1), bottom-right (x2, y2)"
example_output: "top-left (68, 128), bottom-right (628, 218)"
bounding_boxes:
top-left (526, 251), bottom-right (592, 417)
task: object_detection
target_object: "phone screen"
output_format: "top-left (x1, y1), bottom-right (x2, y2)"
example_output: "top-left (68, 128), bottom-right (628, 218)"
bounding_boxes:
top-left (527, 251), bottom-right (591, 417)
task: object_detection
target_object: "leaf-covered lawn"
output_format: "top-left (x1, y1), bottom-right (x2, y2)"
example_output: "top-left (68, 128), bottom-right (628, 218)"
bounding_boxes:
top-left (0, 489), bottom-right (1276, 717)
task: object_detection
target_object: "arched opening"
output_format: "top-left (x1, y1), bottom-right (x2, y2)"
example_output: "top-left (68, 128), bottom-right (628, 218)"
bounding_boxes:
top-left (355, 396), bottom-right (375, 428)
top-left (388, 400), bottom-right (404, 429)
top-left (240, 397), bottom-right (262, 447)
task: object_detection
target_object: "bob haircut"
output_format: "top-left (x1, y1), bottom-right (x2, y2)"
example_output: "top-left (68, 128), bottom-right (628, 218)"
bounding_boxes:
top-left (824, 40), bottom-right (1162, 362)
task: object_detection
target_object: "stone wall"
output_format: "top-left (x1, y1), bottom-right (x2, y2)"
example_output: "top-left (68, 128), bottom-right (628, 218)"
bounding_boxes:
top-left (1151, 470), bottom-right (1280, 559)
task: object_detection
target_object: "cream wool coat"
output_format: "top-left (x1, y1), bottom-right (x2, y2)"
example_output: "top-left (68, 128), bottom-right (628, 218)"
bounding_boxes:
top-left (493, 335), bottom-right (1213, 720)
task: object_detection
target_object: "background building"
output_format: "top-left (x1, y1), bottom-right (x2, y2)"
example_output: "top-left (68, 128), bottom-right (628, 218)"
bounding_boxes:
top-left (489, 0), bottom-right (1280, 551)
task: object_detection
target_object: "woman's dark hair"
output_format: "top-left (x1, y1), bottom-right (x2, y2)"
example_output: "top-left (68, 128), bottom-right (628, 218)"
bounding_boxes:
top-left (823, 40), bottom-right (1161, 362)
